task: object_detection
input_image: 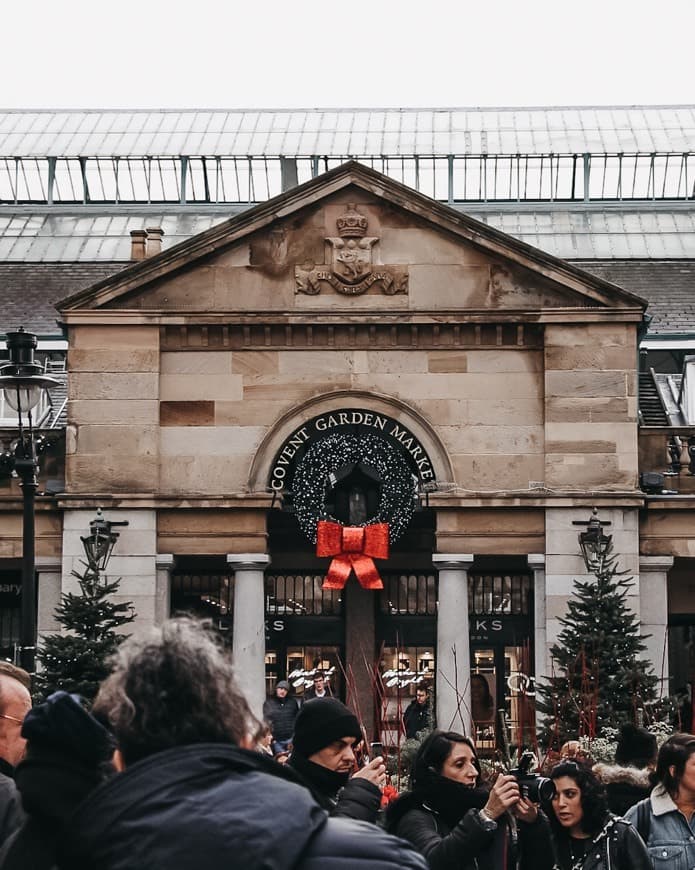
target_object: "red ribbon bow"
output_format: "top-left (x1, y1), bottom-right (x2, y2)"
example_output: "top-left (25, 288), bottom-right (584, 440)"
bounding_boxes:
top-left (316, 520), bottom-right (389, 590)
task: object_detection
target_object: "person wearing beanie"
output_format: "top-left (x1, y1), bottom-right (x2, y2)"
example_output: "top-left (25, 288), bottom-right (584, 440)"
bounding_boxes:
top-left (263, 680), bottom-right (300, 755)
top-left (593, 722), bottom-right (657, 816)
top-left (0, 690), bottom-right (116, 870)
top-left (288, 697), bottom-right (386, 823)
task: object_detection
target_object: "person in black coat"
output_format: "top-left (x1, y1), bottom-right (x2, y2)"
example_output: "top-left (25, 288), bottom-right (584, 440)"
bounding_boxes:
top-left (38, 618), bottom-right (425, 870)
top-left (545, 760), bottom-right (651, 870)
top-left (403, 688), bottom-right (431, 740)
top-left (288, 697), bottom-right (385, 822)
top-left (0, 690), bottom-right (115, 870)
top-left (262, 680), bottom-right (300, 754)
top-left (386, 730), bottom-right (554, 870)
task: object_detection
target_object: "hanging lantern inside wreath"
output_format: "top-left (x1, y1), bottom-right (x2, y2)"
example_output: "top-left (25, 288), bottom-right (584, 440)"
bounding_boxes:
top-left (291, 432), bottom-right (418, 590)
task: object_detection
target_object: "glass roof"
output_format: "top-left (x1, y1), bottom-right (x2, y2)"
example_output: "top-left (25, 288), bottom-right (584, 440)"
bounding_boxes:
top-left (0, 107), bottom-right (693, 157)
top-left (1, 205), bottom-right (693, 261)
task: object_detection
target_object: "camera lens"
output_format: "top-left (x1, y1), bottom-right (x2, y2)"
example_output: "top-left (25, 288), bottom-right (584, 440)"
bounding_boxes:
top-left (530, 777), bottom-right (556, 803)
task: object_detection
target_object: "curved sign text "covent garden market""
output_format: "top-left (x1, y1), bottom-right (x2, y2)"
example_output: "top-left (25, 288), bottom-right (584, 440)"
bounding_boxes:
top-left (268, 409), bottom-right (436, 492)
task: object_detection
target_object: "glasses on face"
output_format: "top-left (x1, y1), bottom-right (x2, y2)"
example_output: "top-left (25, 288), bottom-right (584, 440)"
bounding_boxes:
top-left (0, 714), bottom-right (24, 725)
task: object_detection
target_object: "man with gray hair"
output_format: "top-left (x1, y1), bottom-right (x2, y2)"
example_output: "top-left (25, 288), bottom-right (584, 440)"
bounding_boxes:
top-left (58, 618), bottom-right (425, 870)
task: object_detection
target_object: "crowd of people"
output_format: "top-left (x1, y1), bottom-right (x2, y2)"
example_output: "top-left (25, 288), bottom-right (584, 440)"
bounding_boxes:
top-left (0, 618), bottom-right (692, 870)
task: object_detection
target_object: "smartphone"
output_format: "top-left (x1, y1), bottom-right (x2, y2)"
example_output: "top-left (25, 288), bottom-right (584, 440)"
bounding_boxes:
top-left (370, 741), bottom-right (384, 758)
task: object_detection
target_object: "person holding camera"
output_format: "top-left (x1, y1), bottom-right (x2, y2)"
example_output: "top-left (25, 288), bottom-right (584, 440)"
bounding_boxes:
top-left (385, 730), bottom-right (553, 870)
top-left (545, 760), bottom-right (650, 870)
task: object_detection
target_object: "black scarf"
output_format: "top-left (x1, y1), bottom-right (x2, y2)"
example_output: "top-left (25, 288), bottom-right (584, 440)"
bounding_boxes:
top-left (287, 752), bottom-right (350, 809)
top-left (417, 771), bottom-right (489, 830)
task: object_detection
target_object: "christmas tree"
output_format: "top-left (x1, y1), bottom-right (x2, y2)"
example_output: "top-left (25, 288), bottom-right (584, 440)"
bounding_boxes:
top-left (537, 533), bottom-right (657, 746)
top-left (35, 557), bottom-right (135, 703)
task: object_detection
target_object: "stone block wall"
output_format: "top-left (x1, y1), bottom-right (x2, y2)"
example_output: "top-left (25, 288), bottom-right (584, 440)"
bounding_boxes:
top-left (61, 508), bottom-right (158, 638)
top-left (66, 326), bottom-right (160, 493)
top-left (544, 324), bottom-right (638, 490)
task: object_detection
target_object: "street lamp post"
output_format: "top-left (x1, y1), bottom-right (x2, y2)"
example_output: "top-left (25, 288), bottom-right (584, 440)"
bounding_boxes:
top-left (0, 328), bottom-right (58, 673)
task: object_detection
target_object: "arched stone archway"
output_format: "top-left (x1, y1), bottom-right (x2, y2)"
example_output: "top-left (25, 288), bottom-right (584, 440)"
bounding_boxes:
top-left (248, 388), bottom-right (454, 494)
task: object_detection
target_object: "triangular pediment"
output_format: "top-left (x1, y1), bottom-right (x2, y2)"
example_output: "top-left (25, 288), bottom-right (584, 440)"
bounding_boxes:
top-left (58, 162), bottom-right (647, 319)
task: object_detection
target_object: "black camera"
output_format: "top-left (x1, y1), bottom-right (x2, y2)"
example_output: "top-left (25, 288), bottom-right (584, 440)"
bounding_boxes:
top-left (508, 751), bottom-right (556, 803)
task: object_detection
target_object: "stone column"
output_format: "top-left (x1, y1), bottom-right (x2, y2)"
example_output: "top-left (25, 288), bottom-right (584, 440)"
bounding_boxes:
top-left (36, 557), bottom-right (62, 642)
top-left (528, 553), bottom-right (546, 730)
top-left (227, 553), bottom-right (270, 720)
top-left (433, 554), bottom-right (474, 736)
top-left (639, 555), bottom-right (674, 697)
top-left (154, 554), bottom-right (175, 625)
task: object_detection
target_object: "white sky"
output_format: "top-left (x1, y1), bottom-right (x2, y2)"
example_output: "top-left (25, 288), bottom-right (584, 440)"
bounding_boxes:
top-left (2, 0), bottom-right (693, 110)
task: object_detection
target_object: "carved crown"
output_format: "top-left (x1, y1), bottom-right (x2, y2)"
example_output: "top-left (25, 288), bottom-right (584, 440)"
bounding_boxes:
top-left (336, 204), bottom-right (368, 238)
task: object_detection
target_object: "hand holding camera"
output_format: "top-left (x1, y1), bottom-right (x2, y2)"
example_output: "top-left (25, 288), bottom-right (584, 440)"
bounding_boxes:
top-left (483, 773), bottom-right (521, 820)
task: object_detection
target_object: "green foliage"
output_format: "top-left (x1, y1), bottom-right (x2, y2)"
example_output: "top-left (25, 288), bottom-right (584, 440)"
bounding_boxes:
top-left (35, 561), bottom-right (135, 703)
top-left (536, 538), bottom-right (658, 745)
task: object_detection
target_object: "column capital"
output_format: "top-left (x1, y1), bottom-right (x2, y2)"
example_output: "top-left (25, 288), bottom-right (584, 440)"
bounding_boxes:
top-left (639, 555), bottom-right (675, 573)
top-left (527, 553), bottom-right (546, 569)
top-left (155, 553), bottom-right (175, 570)
top-left (433, 553), bottom-right (474, 570)
top-left (227, 553), bottom-right (271, 570)
top-left (34, 557), bottom-right (62, 572)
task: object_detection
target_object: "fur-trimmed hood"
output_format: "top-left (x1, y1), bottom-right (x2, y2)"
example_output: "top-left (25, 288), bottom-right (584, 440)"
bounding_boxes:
top-left (593, 762), bottom-right (652, 788)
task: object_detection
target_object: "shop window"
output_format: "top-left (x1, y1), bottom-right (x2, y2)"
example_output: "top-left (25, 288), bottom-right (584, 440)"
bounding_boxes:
top-left (377, 645), bottom-right (435, 746)
top-left (469, 574), bottom-right (530, 615)
top-left (285, 646), bottom-right (342, 698)
top-left (0, 570), bottom-right (21, 661)
top-left (379, 573), bottom-right (437, 615)
top-left (265, 573), bottom-right (342, 616)
top-left (170, 572), bottom-right (234, 632)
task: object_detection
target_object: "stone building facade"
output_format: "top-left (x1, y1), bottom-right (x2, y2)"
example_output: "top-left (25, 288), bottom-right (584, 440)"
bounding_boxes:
top-left (45, 161), bottom-right (661, 740)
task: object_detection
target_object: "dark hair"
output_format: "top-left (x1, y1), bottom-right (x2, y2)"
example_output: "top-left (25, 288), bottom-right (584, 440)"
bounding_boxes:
top-left (548, 761), bottom-right (609, 837)
top-left (652, 733), bottom-right (695, 797)
top-left (93, 617), bottom-right (259, 766)
top-left (615, 722), bottom-right (657, 769)
top-left (411, 730), bottom-right (481, 790)
top-left (471, 674), bottom-right (494, 704)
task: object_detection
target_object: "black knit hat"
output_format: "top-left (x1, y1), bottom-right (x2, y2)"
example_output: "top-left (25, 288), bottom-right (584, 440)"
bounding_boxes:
top-left (615, 722), bottom-right (657, 767)
top-left (292, 698), bottom-right (362, 758)
top-left (21, 690), bottom-right (115, 766)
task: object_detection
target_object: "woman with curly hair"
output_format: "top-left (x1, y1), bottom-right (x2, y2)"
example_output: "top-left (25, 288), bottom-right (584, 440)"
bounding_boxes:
top-left (546, 761), bottom-right (650, 870)
top-left (385, 730), bottom-right (554, 869)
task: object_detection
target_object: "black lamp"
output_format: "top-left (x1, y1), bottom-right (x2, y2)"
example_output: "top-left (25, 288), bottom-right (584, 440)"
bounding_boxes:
top-left (575, 508), bottom-right (612, 571)
top-left (0, 328), bottom-right (59, 673)
top-left (81, 508), bottom-right (129, 573)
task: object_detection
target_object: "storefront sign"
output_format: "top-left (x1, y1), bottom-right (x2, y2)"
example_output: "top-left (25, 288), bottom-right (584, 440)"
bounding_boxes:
top-left (382, 667), bottom-right (432, 688)
top-left (469, 615), bottom-right (530, 644)
top-left (269, 409), bottom-right (436, 491)
top-left (288, 665), bottom-right (336, 690)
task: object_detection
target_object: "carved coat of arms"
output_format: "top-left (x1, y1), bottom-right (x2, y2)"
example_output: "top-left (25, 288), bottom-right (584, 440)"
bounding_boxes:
top-left (296, 205), bottom-right (408, 296)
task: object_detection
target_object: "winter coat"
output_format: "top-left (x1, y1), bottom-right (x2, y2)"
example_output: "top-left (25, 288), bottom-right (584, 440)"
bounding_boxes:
top-left (592, 762), bottom-right (651, 816)
top-left (386, 790), bottom-right (555, 870)
top-left (550, 814), bottom-right (650, 870)
top-left (263, 693), bottom-right (300, 741)
top-left (626, 785), bottom-right (695, 870)
top-left (288, 750), bottom-right (382, 822)
top-left (403, 700), bottom-right (430, 739)
top-left (0, 761), bottom-right (22, 848)
top-left (50, 743), bottom-right (426, 870)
